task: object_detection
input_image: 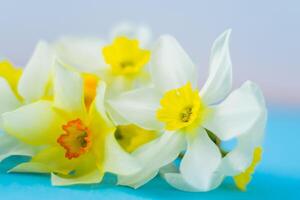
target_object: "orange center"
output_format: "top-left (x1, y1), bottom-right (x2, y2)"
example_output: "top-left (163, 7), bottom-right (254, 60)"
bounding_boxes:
top-left (57, 119), bottom-right (92, 159)
top-left (83, 73), bottom-right (99, 109)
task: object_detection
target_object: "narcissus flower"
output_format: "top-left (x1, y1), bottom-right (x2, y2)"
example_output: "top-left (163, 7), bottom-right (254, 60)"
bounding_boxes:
top-left (2, 64), bottom-right (140, 185)
top-left (100, 36), bottom-right (151, 96)
top-left (108, 30), bottom-right (266, 191)
top-left (0, 41), bottom-right (55, 162)
top-left (54, 24), bottom-right (153, 97)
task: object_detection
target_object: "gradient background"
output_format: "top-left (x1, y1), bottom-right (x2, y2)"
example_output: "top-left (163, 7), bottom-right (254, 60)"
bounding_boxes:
top-left (0, 1), bottom-right (299, 199)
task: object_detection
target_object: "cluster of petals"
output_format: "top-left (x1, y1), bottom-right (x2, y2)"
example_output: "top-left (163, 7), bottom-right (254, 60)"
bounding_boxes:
top-left (0, 23), bottom-right (266, 192)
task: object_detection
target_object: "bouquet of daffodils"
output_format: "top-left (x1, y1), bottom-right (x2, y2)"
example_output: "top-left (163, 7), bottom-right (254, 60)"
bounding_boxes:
top-left (0, 23), bottom-right (267, 192)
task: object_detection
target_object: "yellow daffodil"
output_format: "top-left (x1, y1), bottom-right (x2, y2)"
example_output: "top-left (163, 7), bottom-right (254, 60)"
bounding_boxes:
top-left (108, 30), bottom-right (267, 191)
top-left (0, 60), bottom-right (32, 162)
top-left (0, 41), bottom-right (55, 162)
top-left (2, 63), bottom-right (140, 185)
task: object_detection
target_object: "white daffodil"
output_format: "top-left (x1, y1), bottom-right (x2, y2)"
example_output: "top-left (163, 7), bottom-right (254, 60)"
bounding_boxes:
top-left (0, 41), bottom-right (55, 162)
top-left (107, 30), bottom-right (266, 191)
top-left (2, 63), bottom-right (140, 186)
top-left (54, 23), bottom-right (153, 97)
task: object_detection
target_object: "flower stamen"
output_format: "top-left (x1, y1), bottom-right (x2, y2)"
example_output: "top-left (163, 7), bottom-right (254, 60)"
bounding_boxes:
top-left (57, 119), bottom-right (92, 159)
top-left (180, 106), bottom-right (193, 122)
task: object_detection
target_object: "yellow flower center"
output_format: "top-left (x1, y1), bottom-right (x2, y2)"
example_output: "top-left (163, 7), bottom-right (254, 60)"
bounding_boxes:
top-left (0, 60), bottom-right (22, 97)
top-left (82, 73), bottom-right (100, 109)
top-left (157, 82), bottom-right (209, 131)
top-left (115, 124), bottom-right (157, 153)
top-left (57, 119), bottom-right (92, 159)
top-left (102, 36), bottom-right (150, 76)
top-left (234, 147), bottom-right (262, 191)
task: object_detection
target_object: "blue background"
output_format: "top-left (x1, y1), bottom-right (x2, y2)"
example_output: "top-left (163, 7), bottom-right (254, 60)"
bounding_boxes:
top-left (1, 107), bottom-right (299, 200)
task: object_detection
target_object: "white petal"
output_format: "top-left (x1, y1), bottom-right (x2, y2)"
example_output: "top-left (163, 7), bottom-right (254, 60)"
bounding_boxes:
top-left (118, 169), bottom-right (158, 189)
top-left (160, 163), bottom-right (200, 192)
top-left (104, 133), bottom-right (141, 176)
top-left (159, 163), bottom-right (178, 177)
top-left (164, 173), bottom-right (200, 192)
top-left (18, 41), bottom-right (55, 103)
top-left (203, 81), bottom-right (266, 141)
top-left (51, 170), bottom-right (103, 186)
top-left (178, 128), bottom-right (223, 191)
top-left (94, 81), bottom-right (119, 126)
top-left (54, 37), bottom-right (106, 73)
top-left (106, 103), bottom-right (130, 125)
top-left (104, 75), bottom-right (135, 97)
top-left (0, 78), bottom-right (21, 115)
top-left (200, 29), bottom-right (232, 105)
top-left (53, 61), bottom-right (86, 116)
top-left (150, 35), bottom-right (197, 93)
top-left (118, 131), bottom-right (186, 188)
top-left (2, 101), bottom-right (63, 145)
top-left (0, 135), bottom-right (36, 162)
top-left (220, 106), bottom-right (267, 176)
top-left (110, 22), bottom-right (152, 48)
top-left (107, 87), bottom-right (163, 130)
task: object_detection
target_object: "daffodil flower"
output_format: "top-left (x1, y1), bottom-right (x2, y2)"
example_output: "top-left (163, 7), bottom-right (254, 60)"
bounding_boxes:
top-left (101, 36), bottom-right (151, 95)
top-left (0, 41), bottom-right (55, 162)
top-left (54, 26), bottom-right (158, 155)
top-left (54, 24), bottom-right (153, 97)
top-left (108, 30), bottom-right (266, 191)
top-left (1, 63), bottom-right (140, 186)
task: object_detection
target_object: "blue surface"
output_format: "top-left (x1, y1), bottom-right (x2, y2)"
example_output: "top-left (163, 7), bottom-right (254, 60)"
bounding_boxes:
top-left (1, 106), bottom-right (300, 200)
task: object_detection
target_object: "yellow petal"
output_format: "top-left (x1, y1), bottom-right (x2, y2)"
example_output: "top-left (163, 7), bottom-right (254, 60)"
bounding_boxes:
top-left (88, 84), bottom-right (116, 171)
top-left (88, 103), bottom-right (115, 171)
top-left (2, 101), bottom-right (64, 145)
top-left (10, 162), bottom-right (52, 174)
top-left (0, 78), bottom-right (21, 115)
top-left (115, 124), bottom-right (158, 153)
top-left (51, 168), bottom-right (103, 186)
top-left (10, 147), bottom-right (77, 175)
top-left (0, 60), bottom-right (22, 98)
top-left (82, 73), bottom-right (100, 109)
top-left (233, 147), bottom-right (262, 191)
